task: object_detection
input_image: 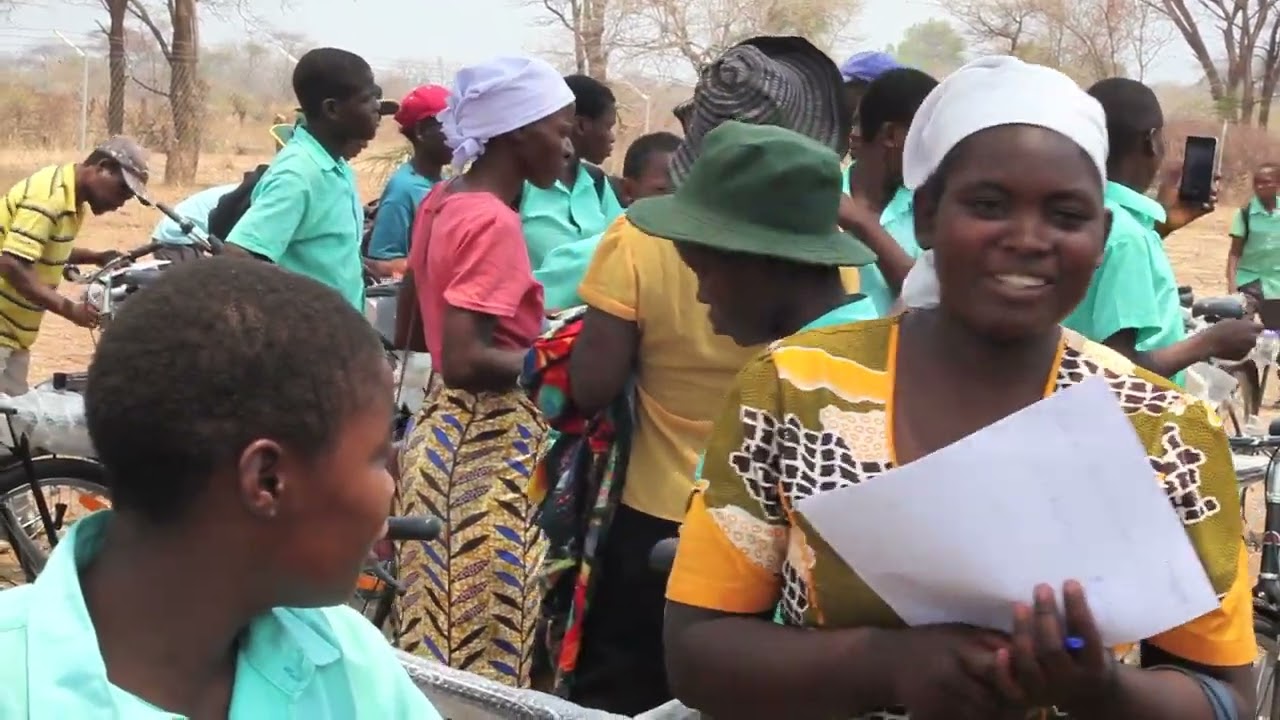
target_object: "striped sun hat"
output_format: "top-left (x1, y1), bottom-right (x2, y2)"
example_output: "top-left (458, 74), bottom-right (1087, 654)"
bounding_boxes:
top-left (668, 36), bottom-right (847, 186)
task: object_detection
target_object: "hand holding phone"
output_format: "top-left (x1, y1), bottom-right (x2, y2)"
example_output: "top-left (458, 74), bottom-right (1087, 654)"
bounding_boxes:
top-left (1178, 135), bottom-right (1218, 206)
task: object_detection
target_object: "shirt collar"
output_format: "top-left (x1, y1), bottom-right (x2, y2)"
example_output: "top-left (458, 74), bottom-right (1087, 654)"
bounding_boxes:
top-left (25, 511), bottom-right (342, 719)
top-left (881, 185), bottom-right (913, 225)
top-left (290, 125), bottom-right (347, 173)
top-left (842, 167), bottom-right (911, 225)
top-left (59, 162), bottom-right (87, 217)
top-left (1104, 180), bottom-right (1167, 225)
top-left (549, 162), bottom-right (593, 195)
top-left (1248, 195), bottom-right (1277, 215)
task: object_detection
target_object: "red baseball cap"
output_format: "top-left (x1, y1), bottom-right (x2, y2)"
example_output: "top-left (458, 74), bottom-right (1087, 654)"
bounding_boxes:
top-left (394, 85), bottom-right (450, 131)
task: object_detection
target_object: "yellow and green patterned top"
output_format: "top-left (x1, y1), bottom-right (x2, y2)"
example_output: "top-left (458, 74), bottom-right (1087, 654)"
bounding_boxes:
top-left (668, 315), bottom-right (1255, 720)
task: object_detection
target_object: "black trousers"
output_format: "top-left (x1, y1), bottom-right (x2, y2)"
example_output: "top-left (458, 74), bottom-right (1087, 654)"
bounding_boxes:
top-left (569, 503), bottom-right (680, 715)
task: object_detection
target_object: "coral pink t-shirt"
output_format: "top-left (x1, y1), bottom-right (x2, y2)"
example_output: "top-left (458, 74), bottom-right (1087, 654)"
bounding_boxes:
top-left (407, 185), bottom-right (545, 365)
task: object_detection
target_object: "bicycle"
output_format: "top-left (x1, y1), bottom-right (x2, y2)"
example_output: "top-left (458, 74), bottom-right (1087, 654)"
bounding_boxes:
top-left (0, 397), bottom-right (108, 587)
top-left (1233, 427), bottom-right (1280, 719)
top-left (350, 514), bottom-right (443, 632)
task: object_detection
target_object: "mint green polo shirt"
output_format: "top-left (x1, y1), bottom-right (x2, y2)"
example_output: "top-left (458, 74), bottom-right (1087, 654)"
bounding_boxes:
top-left (520, 163), bottom-right (624, 271)
top-left (226, 126), bottom-right (366, 310)
top-left (1062, 181), bottom-right (1186, 385)
top-left (842, 166), bottom-right (920, 316)
top-left (0, 511), bottom-right (441, 720)
top-left (1231, 196), bottom-right (1280, 298)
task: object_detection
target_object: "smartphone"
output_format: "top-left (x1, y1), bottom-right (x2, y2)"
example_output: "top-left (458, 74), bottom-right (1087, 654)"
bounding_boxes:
top-left (1179, 135), bottom-right (1218, 205)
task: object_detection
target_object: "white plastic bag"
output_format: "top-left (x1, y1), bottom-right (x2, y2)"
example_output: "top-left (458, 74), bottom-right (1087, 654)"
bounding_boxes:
top-left (0, 389), bottom-right (95, 457)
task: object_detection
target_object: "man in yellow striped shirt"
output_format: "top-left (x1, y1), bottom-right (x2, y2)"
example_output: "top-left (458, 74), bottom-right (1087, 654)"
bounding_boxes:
top-left (0, 136), bottom-right (148, 395)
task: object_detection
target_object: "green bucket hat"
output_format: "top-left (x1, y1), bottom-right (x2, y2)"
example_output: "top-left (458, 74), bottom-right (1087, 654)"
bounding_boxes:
top-left (627, 120), bottom-right (875, 267)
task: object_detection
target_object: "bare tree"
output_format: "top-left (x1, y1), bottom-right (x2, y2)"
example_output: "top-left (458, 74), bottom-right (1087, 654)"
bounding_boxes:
top-left (1144, 0), bottom-right (1280, 122)
top-left (121, 0), bottom-right (202, 183)
top-left (625, 0), bottom-right (862, 78)
top-left (1128, 0), bottom-right (1176, 81)
top-left (96, 0), bottom-right (128, 136)
top-left (947, 0), bottom-right (1173, 83)
top-left (1258, 15), bottom-right (1280, 125)
top-left (947, 0), bottom-right (1043, 56)
top-left (528, 0), bottom-right (626, 79)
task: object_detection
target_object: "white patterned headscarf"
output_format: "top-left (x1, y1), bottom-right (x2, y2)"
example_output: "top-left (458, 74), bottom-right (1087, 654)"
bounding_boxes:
top-left (439, 57), bottom-right (574, 172)
top-left (898, 56), bottom-right (1109, 309)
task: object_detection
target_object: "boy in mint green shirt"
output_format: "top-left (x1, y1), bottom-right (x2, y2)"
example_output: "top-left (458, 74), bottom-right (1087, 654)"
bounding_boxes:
top-left (1062, 77), bottom-right (1259, 383)
top-left (843, 67), bottom-right (939, 316)
top-left (226, 49), bottom-right (385, 310)
top-left (1228, 163), bottom-right (1280, 299)
top-left (536, 131), bottom-right (681, 310)
top-left (521, 74), bottom-right (625, 270)
top-left (0, 259), bottom-right (440, 720)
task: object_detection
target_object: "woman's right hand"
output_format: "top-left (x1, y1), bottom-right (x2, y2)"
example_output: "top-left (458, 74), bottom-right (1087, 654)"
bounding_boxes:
top-left (889, 623), bottom-right (1012, 720)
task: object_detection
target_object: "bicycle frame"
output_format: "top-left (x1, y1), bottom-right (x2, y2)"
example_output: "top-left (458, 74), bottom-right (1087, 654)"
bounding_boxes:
top-left (1258, 446), bottom-right (1280, 608)
top-left (0, 411), bottom-right (63, 580)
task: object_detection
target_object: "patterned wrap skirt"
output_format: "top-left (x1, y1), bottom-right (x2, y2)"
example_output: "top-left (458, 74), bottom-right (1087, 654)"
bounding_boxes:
top-left (391, 378), bottom-right (550, 688)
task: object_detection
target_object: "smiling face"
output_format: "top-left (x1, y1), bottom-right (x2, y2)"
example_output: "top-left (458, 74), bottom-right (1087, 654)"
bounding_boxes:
top-left (914, 124), bottom-right (1110, 342)
top-left (1255, 165), bottom-right (1279, 206)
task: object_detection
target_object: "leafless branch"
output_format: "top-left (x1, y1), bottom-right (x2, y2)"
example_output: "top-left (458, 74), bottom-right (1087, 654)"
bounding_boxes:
top-left (125, 0), bottom-right (171, 59)
top-left (129, 73), bottom-right (169, 97)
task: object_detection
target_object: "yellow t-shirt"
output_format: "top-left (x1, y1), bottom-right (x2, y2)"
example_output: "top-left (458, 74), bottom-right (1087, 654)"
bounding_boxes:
top-left (0, 164), bottom-right (84, 349)
top-left (577, 217), bottom-right (862, 521)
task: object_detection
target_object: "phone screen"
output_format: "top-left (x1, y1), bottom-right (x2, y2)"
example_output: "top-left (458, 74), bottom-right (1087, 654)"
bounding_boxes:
top-left (1179, 136), bottom-right (1217, 204)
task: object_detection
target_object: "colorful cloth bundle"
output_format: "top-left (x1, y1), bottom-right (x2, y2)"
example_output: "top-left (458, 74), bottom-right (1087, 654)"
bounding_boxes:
top-left (519, 306), bottom-right (635, 697)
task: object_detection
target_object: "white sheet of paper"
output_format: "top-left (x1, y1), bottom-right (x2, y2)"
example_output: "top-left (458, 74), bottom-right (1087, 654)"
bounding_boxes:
top-left (796, 377), bottom-right (1219, 645)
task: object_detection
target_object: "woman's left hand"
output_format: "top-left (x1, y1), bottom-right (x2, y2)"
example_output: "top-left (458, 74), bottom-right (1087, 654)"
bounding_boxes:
top-left (991, 580), bottom-right (1121, 713)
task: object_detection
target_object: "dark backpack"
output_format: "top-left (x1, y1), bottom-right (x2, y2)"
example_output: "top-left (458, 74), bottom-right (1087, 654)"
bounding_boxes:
top-left (1241, 205), bottom-right (1252, 242)
top-left (207, 164), bottom-right (269, 241)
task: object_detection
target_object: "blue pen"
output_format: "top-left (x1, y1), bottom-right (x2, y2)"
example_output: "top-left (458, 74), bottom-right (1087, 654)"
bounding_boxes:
top-left (1064, 636), bottom-right (1086, 651)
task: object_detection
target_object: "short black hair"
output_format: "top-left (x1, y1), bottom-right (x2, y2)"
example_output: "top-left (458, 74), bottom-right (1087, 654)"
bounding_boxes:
top-left (857, 68), bottom-right (938, 141)
top-left (564, 74), bottom-right (616, 120)
top-left (1087, 77), bottom-right (1164, 162)
top-left (293, 47), bottom-right (373, 117)
top-left (622, 131), bottom-right (681, 179)
top-left (86, 257), bottom-right (389, 524)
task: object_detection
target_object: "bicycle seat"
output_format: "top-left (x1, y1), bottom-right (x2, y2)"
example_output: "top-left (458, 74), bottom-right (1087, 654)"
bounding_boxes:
top-left (1268, 418), bottom-right (1280, 437)
top-left (1178, 285), bottom-right (1194, 308)
top-left (1191, 296), bottom-right (1246, 320)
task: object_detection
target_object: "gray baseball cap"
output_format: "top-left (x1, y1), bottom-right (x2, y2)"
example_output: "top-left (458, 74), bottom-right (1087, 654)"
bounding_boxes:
top-left (95, 135), bottom-right (151, 205)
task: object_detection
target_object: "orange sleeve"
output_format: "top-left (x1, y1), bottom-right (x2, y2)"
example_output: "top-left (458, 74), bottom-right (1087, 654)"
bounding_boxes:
top-left (1146, 544), bottom-right (1257, 667)
top-left (577, 217), bottom-right (638, 322)
top-left (666, 489), bottom-right (783, 614)
top-left (666, 355), bottom-right (790, 614)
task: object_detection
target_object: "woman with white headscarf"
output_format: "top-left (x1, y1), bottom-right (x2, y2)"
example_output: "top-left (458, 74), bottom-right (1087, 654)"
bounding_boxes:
top-left (664, 57), bottom-right (1253, 719)
top-left (391, 57), bottom-right (572, 687)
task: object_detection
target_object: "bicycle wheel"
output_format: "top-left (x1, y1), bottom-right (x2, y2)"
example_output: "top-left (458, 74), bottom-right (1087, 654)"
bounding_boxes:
top-left (1256, 611), bottom-right (1280, 719)
top-left (0, 457), bottom-right (109, 588)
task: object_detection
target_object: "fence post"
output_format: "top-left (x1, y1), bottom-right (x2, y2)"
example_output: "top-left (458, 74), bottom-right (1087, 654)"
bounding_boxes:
top-left (54, 31), bottom-right (88, 152)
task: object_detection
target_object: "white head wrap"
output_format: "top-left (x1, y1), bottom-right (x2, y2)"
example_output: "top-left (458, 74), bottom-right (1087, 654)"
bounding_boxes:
top-left (898, 56), bottom-right (1110, 308)
top-left (439, 57), bottom-right (575, 171)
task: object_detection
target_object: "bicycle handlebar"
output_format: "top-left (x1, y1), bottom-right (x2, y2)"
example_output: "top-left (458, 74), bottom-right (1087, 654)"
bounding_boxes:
top-left (151, 200), bottom-right (224, 255)
top-left (385, 515), bottom-right (443, 542)
top-left (1228, 435), bottom-right (1280, 450)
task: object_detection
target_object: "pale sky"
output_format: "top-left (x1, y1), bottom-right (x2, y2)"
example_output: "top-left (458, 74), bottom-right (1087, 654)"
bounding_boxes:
top-left (3, 0), bottom-right (1199, 83)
